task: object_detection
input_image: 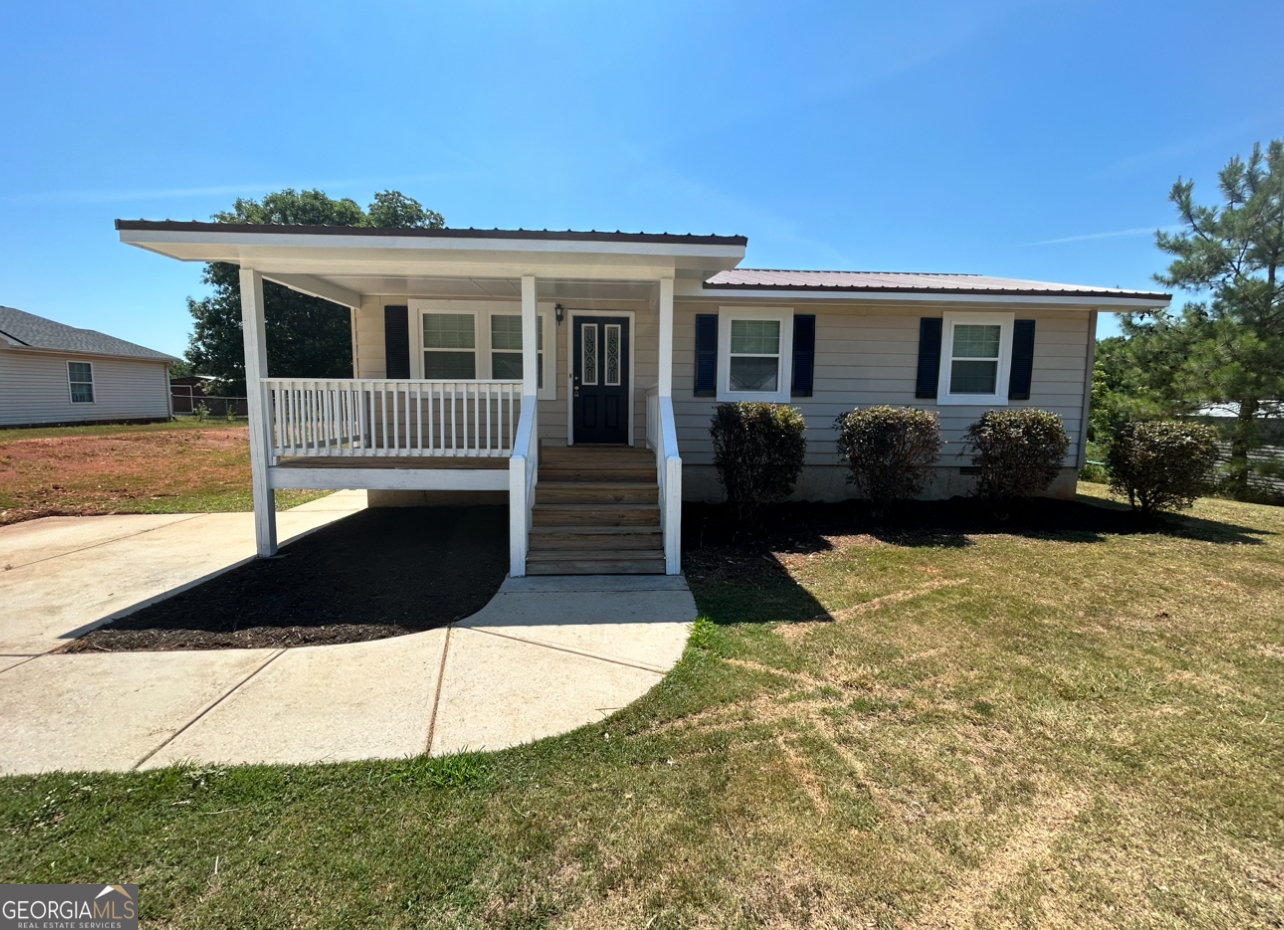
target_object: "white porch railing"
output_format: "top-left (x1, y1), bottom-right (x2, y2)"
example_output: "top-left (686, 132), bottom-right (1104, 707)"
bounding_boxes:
top-left (508, 396), bottom-right (539, 576)
top-left (263, 378), bottom-right (523, 461)
top-left (645, 387), bottom-right (683, 575)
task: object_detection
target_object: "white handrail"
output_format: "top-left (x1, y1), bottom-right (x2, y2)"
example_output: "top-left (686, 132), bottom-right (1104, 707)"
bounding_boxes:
top-left (508, 395), bottom-right (539, 576)
top-left (262, 378), bottom-right (522, 461)
top-left (645, 387), bottom-right (682, 575)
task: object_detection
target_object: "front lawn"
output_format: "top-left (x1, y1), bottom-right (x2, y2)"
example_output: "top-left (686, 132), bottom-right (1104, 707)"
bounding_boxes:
top-left (1, 487), bottom-right (1281, 927)
top-left (0, 420), bottom-right (327, 524)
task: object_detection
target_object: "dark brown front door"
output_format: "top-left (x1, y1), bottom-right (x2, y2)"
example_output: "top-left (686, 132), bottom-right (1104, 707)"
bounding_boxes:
top-left (572, 316), bottom-right (629, 444)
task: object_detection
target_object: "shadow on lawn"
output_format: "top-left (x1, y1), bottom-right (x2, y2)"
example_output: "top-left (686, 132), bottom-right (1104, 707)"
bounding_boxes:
top-left (682, 495), bottom-right (1273, 627)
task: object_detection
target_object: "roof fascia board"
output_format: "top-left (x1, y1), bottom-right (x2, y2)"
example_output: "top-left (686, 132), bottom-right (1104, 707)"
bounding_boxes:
top-left (118, 228), bottom-right (746, 262)
top-left (1, 343), bottom-right (178, 364)
top-left (260, 272), bottom-right (362, 310)
top-left (682, 283), bottom-right (1169, 310)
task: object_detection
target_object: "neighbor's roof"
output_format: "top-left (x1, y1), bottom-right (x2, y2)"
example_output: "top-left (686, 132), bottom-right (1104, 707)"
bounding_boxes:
top-left (114, 220), bottom-right (748, 247)
top-left (706, 268), bottom-right (1170, 300)
top-left (0, 305), bottom-right (178, 362)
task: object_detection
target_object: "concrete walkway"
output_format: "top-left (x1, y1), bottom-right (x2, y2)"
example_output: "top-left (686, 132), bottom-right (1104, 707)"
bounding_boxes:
top-left (0, 504), bottom-right (695, 775)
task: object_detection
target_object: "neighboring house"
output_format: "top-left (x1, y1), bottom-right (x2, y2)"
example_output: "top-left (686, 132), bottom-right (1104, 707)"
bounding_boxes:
top-left (0, 305), bottom-right (178, 427)
top-left (116, 220), bottom-right (1170, 576)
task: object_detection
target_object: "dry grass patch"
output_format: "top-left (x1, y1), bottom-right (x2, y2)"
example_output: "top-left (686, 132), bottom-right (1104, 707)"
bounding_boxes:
top-left (0, 420), bottom-right (326, 523)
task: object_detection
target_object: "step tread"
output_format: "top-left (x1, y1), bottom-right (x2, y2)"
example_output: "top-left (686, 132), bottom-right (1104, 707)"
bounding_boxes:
top-left (533, 502), bottom-right (658, 511)
top-left (527, 548), bottom-right (666, 561)
top-left (538, 480), bottom-right (656, 488)
top-left (526, 563), bottom-right (666, 575)
top-left (530, 525), bottom-right (661, 534)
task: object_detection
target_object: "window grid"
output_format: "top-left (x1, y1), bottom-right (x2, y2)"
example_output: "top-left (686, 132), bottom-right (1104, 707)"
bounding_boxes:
top-left (949, 323), bottom-right (1002, 395)
top-left (728, 318), bottom-right (781, 393)
top-left (68, 361), bottom-right (94, 403)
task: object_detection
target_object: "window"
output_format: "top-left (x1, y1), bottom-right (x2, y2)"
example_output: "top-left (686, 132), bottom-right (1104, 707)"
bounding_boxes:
top-left (936, 311), bottom-right (1014, 405)
top-left (730, 320), bottom-right (780, 391)
top-left (410, 300), bottom-right (557, 400)
top-left (422, 312), bottom-right (476, 379)
top-left (68, 361), bottom-right (94, 403)
top-left (717, 307), bottom-right (794, 402)
top-left (490, 314), bottom-right (545, 389)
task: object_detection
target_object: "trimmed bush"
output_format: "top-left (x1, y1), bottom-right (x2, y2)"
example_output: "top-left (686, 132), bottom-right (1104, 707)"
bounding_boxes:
top-left (1106, 420), bottom-right (1220, 514)
top-left (964, 408), bottom-right (1070, 499)
top-left (710, 402), bottom-right (807, 519)
top-left (834, 406), bottom-right (942, 506)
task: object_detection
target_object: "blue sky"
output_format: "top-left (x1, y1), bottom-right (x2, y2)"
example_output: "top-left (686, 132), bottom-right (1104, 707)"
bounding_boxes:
top-left (1, 0), bottom-right (1279, 357)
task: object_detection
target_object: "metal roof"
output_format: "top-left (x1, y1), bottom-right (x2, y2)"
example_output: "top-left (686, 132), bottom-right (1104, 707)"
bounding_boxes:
top-left (705, 268), bottom-right (1170, 300)
top-left (114, 220), bottom-right (748, 247)
top-left (0, 305), bottom-right (178, 362)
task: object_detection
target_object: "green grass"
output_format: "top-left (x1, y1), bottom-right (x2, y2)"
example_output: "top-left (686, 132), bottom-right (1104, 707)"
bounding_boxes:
top-left (0, 418), bottom-right (242, 442)
top-left (2, 487), bottom-right (1282, 927)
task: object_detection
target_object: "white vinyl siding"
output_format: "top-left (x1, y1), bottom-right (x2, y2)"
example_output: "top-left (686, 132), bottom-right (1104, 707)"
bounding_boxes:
top-left (674, 303), bottom-right (1090, 469)
top-left (0, 349), bottom-right (170, 426)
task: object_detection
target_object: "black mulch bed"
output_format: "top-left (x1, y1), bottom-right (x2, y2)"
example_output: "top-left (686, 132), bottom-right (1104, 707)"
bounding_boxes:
top-left (682, 494), bottom-right (1268, 586)
top-left (67, 507), bottom-right (509, 652)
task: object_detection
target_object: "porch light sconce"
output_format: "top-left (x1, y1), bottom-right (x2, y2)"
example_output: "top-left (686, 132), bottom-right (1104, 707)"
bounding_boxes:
top-left (555, 303), bottom-right (565, 325)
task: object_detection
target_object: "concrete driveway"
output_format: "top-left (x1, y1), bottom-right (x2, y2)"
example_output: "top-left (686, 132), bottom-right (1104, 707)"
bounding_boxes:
top-left (0, 500), bottom-right (695, 775)
top-left (0, 491), bottom-right (367, 655)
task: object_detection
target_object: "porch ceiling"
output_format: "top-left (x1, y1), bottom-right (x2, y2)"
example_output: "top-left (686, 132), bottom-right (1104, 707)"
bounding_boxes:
top-left (315, 274), bottom-right (659, 302)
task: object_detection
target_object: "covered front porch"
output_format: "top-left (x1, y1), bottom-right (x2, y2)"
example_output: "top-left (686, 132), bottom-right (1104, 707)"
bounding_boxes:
top-left (117, 222), bottom-right (747, 576)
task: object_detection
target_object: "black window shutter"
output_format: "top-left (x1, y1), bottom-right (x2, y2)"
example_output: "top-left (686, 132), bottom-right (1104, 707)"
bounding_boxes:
top-left (915, 318), bottom-right (943, 399)
top-left (694, 314), bottom-right (718, 396)
top-left (791, 314), bottom-right (816, 397)
top-left (384, 305), bottom-right (410, 379)
top-left (1008, 320), bottom-right (1036, 400)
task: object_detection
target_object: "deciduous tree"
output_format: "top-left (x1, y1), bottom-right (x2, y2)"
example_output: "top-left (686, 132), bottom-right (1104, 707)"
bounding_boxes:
top-left (185, 189), bottom-right (444, 394)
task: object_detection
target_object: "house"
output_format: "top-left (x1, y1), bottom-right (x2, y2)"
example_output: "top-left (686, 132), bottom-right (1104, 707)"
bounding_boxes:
top-left (0, 305), bottom-right (178, 427)
top-left (115, 220), bottom-right (1170, 576)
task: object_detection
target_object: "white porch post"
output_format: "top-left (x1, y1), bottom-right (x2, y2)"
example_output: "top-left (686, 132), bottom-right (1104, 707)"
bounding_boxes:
top-left (239, 267), bottom-right (278, 557)
top-left (658, 276), bottom-right (674, 397)
top-left (521, 275), bottom-right (538, 396)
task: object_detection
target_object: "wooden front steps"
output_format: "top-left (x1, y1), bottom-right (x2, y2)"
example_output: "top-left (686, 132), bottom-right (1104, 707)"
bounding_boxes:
top-left (528, 444), bottom-right (664, 575)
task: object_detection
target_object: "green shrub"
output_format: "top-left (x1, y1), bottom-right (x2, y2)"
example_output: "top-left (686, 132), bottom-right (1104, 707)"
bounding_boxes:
top-left (964, 408), bottom-right (1070, 499)
top-left (1079, 461), bottom-right (1110, 484)
top-left (1106, 420), bottom-right (1220, 514)
top-left (834, 406), bottom-right (942, 506)
top-left (192, 401), bottom-right (210, 422)
top-left (710, 402), bottom-right (807, 519)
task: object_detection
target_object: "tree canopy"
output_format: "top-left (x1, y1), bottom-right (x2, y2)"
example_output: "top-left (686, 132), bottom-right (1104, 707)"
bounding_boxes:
top-left (1101, 139), bottom-right (1284, 497)
top-left (185, 189), bottom-right (444, 394)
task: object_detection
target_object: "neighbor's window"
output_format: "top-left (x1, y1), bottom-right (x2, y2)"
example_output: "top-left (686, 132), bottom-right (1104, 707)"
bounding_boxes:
top-left (490, 314), bottom-right (544, 388)
top-left (68, 361), bottom-right (94, 403)
top-left (936, 311), bottom-right (1014, 404)
top-left (422, 312), bottom-right (476, 379)
top-left (729, 319), bottom-right (781, 391)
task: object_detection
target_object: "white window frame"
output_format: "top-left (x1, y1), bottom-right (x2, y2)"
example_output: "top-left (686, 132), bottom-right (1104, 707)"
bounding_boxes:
top-left (67, 360), bottom-right (95, 404)
top-left (716, 306), bottom-right (794, 403)
top-left (936, 310), bottom-right (1014, 406)
top-left (409, 299), bottom-right (556, 400)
